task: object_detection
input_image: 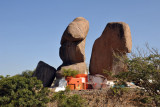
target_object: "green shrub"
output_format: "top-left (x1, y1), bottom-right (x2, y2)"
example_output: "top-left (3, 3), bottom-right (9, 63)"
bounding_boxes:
top-left (0, 71), bottom-right (50, 107)
top-left (114, 46), bottom-right (160, 106)
top-left (52, 91), bottom-right (86, 107)
top-left (20, 70), bottom-right (34, 78)
top-left (109, 87), bottom-right (129, 97)
top-left (62, 69), bottom-right (79, 77)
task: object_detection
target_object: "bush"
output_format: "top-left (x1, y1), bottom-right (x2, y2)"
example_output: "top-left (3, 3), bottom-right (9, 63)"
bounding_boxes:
top-left (114, 46), bottom-right (160, 106)
top-left (52, 91), bottom-right (86, 107)
top-left (0, 71), bottom-right (50, 107)
top-left (20, 70), bottom-right (34, 78)
top-left (62, 69), bottom-right (79, 77)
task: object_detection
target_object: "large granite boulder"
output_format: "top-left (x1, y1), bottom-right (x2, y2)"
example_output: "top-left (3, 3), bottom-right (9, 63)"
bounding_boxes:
top-left (89, 22), bottom-right (132, 79)
top-left (57, 17), bottom-right (89, 79)
top-left (60, 17), bottom-right (89, 64)
top-left (32, 61), bottom-right (56, 87)
top-left (61, 17), bottom-right (89, 45)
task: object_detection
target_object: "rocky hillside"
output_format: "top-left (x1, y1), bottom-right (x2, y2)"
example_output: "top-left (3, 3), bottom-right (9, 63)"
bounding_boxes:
top-left (47, 88), bottom-right (147, 107)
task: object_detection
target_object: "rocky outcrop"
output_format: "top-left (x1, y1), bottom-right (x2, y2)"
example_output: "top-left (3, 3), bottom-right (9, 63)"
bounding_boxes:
top-left (89, 22), bottom-right (132, 79)
top-left (56, 62), bottom-right (87, 79)
top-left (33, 61), bottom-right (56, 87)
top-left (57, 17), bottom-right (89, 78)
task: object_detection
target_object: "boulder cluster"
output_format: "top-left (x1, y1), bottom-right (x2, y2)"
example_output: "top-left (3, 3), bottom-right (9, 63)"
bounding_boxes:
top-left (32, 17), bottom-right (132, 87)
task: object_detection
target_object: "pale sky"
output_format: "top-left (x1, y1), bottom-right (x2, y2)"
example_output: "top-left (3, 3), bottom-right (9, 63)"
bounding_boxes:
top-left (0, 0), bottom-right (160, 76)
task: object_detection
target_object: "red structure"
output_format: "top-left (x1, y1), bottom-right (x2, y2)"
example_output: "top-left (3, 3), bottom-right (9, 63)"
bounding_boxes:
top-left (66, 74), bottom-right (88, 90)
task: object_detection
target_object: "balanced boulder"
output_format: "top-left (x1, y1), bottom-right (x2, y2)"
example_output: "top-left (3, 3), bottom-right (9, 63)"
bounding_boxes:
top-left (57, 17), bottom-right (89, 78)
top-left (32, 61), bottom-right (56, 87)
top-left (89, 22), bottom-right (132, 79)
top-left (60, 17), bottom-right (89, 64)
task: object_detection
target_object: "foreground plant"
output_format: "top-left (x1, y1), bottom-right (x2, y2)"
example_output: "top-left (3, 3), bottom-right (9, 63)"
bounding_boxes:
top-left (114, 45), bottom-right (160, 106)
top-left (52, 90), bottom-right (86, 107)
top-left (0, 70), bottom-right (50, 107)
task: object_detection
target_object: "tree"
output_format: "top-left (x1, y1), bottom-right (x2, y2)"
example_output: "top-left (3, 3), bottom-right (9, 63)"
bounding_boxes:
top-left (114, 46), bottom-right (160, 106)
top-left (0, 70), bottom-right (50, 107)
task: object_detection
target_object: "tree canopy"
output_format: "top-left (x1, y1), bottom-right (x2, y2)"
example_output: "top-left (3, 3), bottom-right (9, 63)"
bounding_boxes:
top-left (0, 70), bottom-right (50, 107)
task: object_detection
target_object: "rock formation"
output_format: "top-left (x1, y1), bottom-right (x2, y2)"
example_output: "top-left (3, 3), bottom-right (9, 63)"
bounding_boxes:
top-left (56, 62), bottom-right (87, 79)
top-left (32, 61), bottom-right (56, 87)
top-left (89, 22), bottom-right (132, 79)
top-left (57, 17), bottom-right (89, 79)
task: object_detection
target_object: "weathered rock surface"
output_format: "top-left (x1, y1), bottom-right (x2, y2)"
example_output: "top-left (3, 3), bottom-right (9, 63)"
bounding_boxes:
top-left (32, 61), bottom-right (56, 87)
top-left (56, 62), bottom-right (87, 79)
top-left (60, 17), bottom-right (89, 64)
top-left (60, 39), bottom-right (86, 64)
top-left (89, 22), bottom-right (132, 79)
top-left (61, 17), bottom-right (89, 44)
top-left (57, 17), bottom-right (89, 78)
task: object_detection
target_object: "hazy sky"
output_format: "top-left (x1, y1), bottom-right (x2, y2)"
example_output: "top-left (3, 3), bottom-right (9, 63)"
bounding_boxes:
top-left (0, 0), bottom-right (160, 76)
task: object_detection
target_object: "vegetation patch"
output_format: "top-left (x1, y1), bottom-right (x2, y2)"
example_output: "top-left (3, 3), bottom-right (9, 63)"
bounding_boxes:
top-left (0, 71), bottom-right (50, 107)
top-left (113, 46), bottom-right (160, 106)
top-left (62, 69), bottom-right (79, 77)
top-left (52, 90), bottom-right (87, 107)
